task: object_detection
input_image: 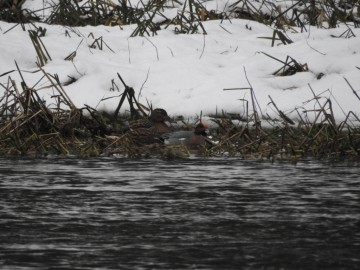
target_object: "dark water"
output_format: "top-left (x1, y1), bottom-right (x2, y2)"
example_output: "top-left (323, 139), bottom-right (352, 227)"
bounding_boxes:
top-left (0, 157), bottom-right (359, 270)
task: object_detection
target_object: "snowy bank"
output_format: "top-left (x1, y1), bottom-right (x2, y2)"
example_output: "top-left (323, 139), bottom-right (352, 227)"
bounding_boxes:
top-left (1, 1), bottom-right (360, 123)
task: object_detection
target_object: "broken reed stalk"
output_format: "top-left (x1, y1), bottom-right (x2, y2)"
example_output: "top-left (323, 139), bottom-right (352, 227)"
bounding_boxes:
top-left (271, 30), bottom-right (293, 47)
top-left (36, 64), bottom-right (76, 111)
top-left (89, 36), bottom-right (115, 52)
top-left (28, 30), bottom-right (52, 66)
top-left (344, 77), bottom-right (360, 101)
top-left (268, 95), bottom-right (295, 125)
top-left (113, 73), bottom-right (147, 119)
top-left (261, 52), bottom-right (308, 76)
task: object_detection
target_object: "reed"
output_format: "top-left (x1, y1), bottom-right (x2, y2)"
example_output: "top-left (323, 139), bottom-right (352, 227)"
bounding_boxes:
top-left (2, 0), bottom-right (359, 30)
top-left (28, 30), bottom-right (52, 66)
top-left (1, 67), bottom-right (360, 160)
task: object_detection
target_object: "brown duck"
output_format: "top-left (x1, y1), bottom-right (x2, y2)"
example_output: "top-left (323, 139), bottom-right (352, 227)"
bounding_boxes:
top-left (126, 108), bottom-right (175, 144)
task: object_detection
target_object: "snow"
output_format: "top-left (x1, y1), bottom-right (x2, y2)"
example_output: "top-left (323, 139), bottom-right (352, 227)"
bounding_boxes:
top-left (1, 0), bottom-right (360, 124)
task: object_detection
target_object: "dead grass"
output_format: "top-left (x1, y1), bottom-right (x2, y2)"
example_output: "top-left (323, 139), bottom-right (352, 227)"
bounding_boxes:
top-left (1, 62), bottom-right (360, 160)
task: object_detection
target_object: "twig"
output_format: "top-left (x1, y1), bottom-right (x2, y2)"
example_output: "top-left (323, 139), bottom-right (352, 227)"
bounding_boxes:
top-left (268, 95), bottom-right (295, 125)
top-left (344, 77), bottom-right (360, 101)
top-left (37, 64), bottom-right (76, 110)
top-left (243, 66), bottom-right (263, 122)
top-left (219, 24), bottom-right (232, 34)
top-left (3, 23), bottom-right (20, 34)
top-left (138, 68), bottom-right (150, 100)
top-left (144, 36), bottom-right (159, 61)
top-left (127, 38), bottom-right (131, 64)
top-left (305, 37), bottom-right (326, 55)
top-left (199, 33), bottom-right (206, 59)
top-left (167, 46), bottom-right (174, 57)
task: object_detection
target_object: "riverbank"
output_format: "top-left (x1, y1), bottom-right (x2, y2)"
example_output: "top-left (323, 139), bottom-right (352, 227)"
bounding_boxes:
top-left (0, 81), bottom-right (359, 160)
top-left (1, 0), bottom-right (360, 160)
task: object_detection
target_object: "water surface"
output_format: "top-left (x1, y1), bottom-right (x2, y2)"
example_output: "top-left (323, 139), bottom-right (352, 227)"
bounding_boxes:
top-left (0, 157), bottom-right (359, 269)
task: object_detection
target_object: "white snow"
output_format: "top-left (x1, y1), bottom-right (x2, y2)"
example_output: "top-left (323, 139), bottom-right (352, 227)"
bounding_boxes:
top-left (1, 0), bottom-right (360, 124)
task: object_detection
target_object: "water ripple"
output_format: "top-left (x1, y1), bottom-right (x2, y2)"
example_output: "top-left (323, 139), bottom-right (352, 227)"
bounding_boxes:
top-left (0, 157), bottom-right (359, 269)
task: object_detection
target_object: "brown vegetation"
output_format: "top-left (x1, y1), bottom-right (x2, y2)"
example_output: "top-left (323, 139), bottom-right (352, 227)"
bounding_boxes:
top-left (1, 62), bottom-right (360, 160)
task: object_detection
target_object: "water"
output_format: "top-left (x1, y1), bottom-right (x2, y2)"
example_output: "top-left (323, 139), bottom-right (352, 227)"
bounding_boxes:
top-left (0, 157), bottom-right (359, 269)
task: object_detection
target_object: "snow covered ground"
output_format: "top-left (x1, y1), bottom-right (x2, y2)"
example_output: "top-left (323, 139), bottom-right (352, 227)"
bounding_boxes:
top-left (1, 0), bottom-right (360, 123)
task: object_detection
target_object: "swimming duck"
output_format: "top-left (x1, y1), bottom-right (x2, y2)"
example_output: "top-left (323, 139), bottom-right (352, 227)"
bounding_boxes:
top-left (161, 122), bottom-right (214, 149)
top-left (126, 108), bottom-right (175, 144)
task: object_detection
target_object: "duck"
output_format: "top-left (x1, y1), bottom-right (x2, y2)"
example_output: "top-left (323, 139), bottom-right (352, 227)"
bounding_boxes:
top-left (125, 108), bottom-right (175, 144)
top-left (161, 122), bottom-right (214, 149)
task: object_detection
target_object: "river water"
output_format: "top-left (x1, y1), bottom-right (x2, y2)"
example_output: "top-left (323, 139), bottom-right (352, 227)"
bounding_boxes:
top-left (0, 157), bottom-right (359, 269)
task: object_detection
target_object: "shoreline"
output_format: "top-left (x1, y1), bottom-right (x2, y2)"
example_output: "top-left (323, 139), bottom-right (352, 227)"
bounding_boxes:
top-left (1, 107), bottom-right (360, 161)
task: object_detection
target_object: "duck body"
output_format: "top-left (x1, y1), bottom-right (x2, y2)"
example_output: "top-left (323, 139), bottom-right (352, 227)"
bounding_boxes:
top-left (162, 130), bottom-right (195, 145)
top-left (161, 123), bottom-right (214, 149)
top-left (125, 108), bottom-right (174, 144)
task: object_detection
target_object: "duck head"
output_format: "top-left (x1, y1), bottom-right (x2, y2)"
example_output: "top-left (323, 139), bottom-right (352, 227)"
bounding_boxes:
top-left (194, 122), bottom-right (208, 136)
top-left (150, 108), bottom-right (175, 123)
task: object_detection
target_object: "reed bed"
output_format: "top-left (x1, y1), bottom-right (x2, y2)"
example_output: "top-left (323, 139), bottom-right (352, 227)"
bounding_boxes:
top-left (1, 0), bottom-right (360, 160)
top-left (2, 0), bottom-right (359, 31)
top-left (1, 63), bottom-right (360, 160)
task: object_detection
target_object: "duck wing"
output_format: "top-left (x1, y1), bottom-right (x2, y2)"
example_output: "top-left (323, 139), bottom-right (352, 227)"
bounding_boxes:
top-left (127, 118), bottom-right (153, 130)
